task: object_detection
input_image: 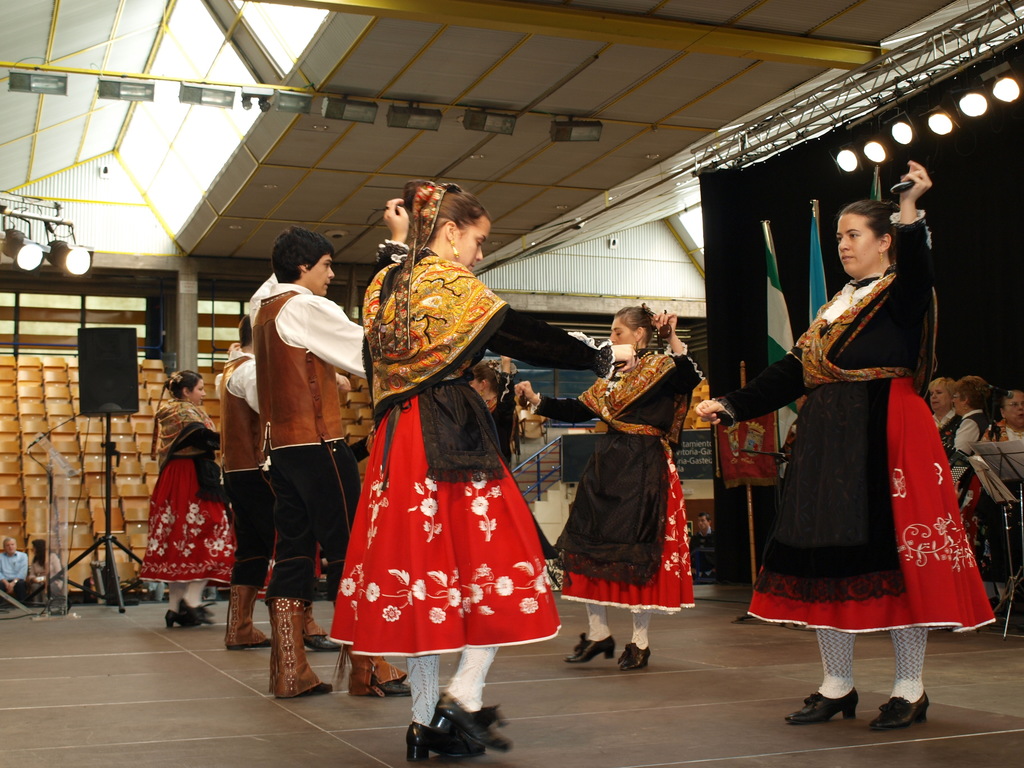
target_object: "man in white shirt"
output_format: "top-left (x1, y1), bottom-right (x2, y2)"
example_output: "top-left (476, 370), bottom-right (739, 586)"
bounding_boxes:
top-left (251, 226), bottom-right (407, 698)
top-left (1, 537), bottom-right (29, 603)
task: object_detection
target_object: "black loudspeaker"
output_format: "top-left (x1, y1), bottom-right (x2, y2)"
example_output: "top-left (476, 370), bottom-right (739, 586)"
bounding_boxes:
top-left (78, 328), bottom-right (140, 415)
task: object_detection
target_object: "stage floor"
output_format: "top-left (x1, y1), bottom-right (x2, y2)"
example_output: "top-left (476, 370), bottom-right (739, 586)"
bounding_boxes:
top-left (2, 585), bottom-right (1022, 767)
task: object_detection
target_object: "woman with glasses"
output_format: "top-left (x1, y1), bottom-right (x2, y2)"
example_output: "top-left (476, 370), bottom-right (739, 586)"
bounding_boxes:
top-left (696, 161), bottom-right (993, 731)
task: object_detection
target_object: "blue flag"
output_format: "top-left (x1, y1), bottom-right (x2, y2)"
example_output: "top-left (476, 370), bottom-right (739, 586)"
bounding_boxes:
top-left (809, 200), bottom-right (826, 324)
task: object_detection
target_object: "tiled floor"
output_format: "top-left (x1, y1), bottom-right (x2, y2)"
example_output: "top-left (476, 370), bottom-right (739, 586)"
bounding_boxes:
top-left (2, 586), bottom-right (1022, 768)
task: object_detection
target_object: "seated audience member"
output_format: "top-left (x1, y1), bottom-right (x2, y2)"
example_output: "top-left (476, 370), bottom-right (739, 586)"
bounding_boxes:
top-left (952, 376), bottom-right (991, 455)
top-left (0, 536), bottom-right (29, 603)
top-left (983, 389), bottom-right (1024, 443)
top-left (27, 539), bottom-right (63, 603)
top-left (690, 511), bottom-right (716, 579)
top-left (929, 377), bottom-right (960, 456)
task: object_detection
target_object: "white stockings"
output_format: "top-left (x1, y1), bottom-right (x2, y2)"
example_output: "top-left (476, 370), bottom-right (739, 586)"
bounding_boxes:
top-left (447, 646), bottom-right (498, 712)
top-left (586, 604), bottom-right (611, 642)
top-left (406, 655), bottom-right (440, 725)
top-left (816, 628), bottom-right (855, 698)
top-left (890, 627), bottom-right (927, 702)
top-left (815, 627), bottom-right (928, 701)
top-left (631, 610), bottom-right (652, 649)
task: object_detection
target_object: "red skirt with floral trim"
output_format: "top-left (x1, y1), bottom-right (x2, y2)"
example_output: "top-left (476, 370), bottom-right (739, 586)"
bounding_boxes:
top-left (330, 397), bottom-right (561, 656)
top-left (139, 459), bottom-right (235, 584)
top-left (561, 455), bottom-right (694, 613)
top-left (749, 377), bottom-right (995, 632)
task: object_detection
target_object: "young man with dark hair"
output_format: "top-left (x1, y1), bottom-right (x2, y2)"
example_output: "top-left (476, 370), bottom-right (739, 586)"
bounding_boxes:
top-left (251, 226), bottom-right (408, 698)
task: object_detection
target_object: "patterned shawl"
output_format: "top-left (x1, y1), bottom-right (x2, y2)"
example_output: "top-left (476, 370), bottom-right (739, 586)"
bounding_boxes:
top-left (154, 399), bottom-right (215, 466)
top-left (796, 272), bottom-right (935, 395)
top-left (579, 353), bottom-right (688, 447)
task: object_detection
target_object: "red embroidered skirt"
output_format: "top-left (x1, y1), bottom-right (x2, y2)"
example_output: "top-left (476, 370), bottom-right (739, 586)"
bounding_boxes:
top-left (330, 397), bottom-right (561, 656)
top-left (561, 457), bottom-right (695, 613)
top-left (749, 378), bottom-right (995, 632)
top-left (139, 459), bottom-right (235, 584)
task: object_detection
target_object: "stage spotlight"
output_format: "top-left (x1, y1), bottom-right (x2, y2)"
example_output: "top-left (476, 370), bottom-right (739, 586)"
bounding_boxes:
top-left (2, 229), bottom-right (47, 270)
top-left (835, 145), bottom-right (859, 173)
top-left (863, 140), bottom-right (886, 164)
top-left (926, 108), bottom-right (954, 135)
top-left (981, 61), bottom-right (1021, 103)
top-left (890, 116), bottom-right (914, 145)
top-left (957, 90), bottom-right (988, 117)
top-left (46, 240), bottom-right (93, 275)
top-left (993, 75), bottom-right (1021, 102)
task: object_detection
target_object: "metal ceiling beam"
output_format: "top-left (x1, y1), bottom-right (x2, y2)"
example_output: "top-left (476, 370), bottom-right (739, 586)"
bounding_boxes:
top-left (273, 0), bottom-right (880, 69)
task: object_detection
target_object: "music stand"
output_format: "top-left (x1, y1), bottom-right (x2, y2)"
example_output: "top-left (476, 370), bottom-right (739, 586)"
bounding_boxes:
top-left (969, 440), bottom-right (1024, 638)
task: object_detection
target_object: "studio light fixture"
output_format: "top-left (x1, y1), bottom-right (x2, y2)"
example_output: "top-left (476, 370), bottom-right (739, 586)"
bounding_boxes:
top-left (2, 228), bottom-right (47, 271)
top-left (887, 112), bottom-right (915, 145)
top-left (550, 118), bottom-right (603, 142)
top-left (241, 86), bottom-right (273, 112)
top-left (321, 96), bottom-right (378, 123)
top-left (956, 88), bottom-right (988, 117)
top-left (835, 144), bottom-right (859, 173)
top-left (179, 82), bottom-right (235, 108)
top-left (462, 109), bottom-right (517, 135)
top-left (926, 107), bottom-right (955, 135)
top-left (387, 103), bottom-right (443, 131)
top-left (276, 91), bottom-right (314, 114)
top-left (8, 70), bottom-right (67, 95)
top-left (981, 62), bottom-right (1021, 103)
top-left (863, 139), bottom-right (887, 164)
top-left (46, 240), bottom-right (93, 276)
top-left (98, 78), bottom-right (155, 102)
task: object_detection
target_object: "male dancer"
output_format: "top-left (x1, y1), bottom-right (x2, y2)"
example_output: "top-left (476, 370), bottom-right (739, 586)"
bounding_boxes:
top-left (219, 316), bottom-right (340, 654)
top-left (252, 226), bottom-right (408, 698)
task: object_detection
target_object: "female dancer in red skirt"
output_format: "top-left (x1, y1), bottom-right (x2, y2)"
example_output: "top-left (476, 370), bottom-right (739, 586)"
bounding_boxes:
top-left (141, 371), bottom-right (234, 627)
top-left (697, 162), bottom-right (993, 730)
top-left (516, 305), bottom-right (702, 670)
top-left (330, 181), bottom-right (633, 760)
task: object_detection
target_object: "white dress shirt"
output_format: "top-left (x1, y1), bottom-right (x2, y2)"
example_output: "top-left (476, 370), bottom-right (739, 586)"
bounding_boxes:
top-left (251, 277), bottom-right (365, 379)
top-left (954, 409), bottom-right (984, 454)
top-left (225, 352), bottom-right (260, 413)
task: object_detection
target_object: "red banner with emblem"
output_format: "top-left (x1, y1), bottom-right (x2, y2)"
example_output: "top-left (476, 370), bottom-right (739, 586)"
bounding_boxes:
top-left (716, 413), bottom-right (779, 488)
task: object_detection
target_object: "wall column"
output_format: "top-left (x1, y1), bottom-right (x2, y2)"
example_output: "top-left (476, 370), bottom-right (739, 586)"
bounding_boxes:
top-left (175, 259), bottom-right (199, 372)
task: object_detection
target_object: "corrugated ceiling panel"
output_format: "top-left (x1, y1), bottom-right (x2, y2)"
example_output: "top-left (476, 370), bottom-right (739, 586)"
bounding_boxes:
top-left (482, 221), bottom-right (704, 300)
top-left (0, 137), bottom-right (31, 191)
top-left (728, 0), bottom-right (855, 36)
top-left (115, 0), bottom-right (168, 37)
top-left (299, 12), bottom-right (375, 88)
top-left (79, 101), bottom-right (130, 160)
top-left (20, 153), bottom-right (143, 205)
top-left (322, 18), bottom-right (441, 97)
top-left (815, 0), bottom-right (954, 42)
top-left (3, 0), bottom-right (53, 65)
top-left (51, 0), bottom-right (119, 60)
top-left (30, 118), bottom-right (87, 180)
top-left (656, 0), bottom-right (761, 25)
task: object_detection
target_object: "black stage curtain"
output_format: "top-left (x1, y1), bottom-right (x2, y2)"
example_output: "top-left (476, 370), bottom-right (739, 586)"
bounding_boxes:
top-left (700, 74), bottom-right (1024, 584)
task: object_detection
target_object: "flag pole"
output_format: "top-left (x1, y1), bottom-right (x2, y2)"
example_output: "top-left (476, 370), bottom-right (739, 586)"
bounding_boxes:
top-left (739, 360), bottom-right (757, 581)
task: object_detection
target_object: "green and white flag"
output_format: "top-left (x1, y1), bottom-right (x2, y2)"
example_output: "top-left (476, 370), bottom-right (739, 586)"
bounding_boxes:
top-left (762, 220), bottom-right (798, 441)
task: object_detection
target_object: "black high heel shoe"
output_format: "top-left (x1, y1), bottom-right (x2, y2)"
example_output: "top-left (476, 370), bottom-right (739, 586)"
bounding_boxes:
top-left (564, 632), bottom-right (615, 663)
top-left (617, 643), bottom-right (651, 670)
top-left (165, 601), bottom-right (201, 628)
top-left (406, 722), bottom-right (485, 761)
top-left (785, 689), bottom-right (858, 724)
top-left (430, 693), bottom-right (512, 752)
top-left (179, 602), bottom-right (214, 625)
top-left (869, 693), bottom-right (928, 729)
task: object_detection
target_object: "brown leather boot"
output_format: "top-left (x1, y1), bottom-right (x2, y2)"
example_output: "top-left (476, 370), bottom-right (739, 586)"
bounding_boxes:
top-left (303, 602), bottom-right (341, 652)
top-left (268, 598), bottom-right (332, 698)
top-left (348, 652), bottom-right (411, 697)
top-left (225, 585), bottom-right (271, 650)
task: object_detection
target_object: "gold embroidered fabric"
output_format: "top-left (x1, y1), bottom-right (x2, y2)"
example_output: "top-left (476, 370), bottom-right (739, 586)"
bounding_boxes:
top-left (154, 399), bottom-right (215, 466)
top-left (366, 254), bottom-right (507, 413)
top-left (578, 353), bottom-right (688, 445)
top-left (796, 274), bottom-right (914, 389)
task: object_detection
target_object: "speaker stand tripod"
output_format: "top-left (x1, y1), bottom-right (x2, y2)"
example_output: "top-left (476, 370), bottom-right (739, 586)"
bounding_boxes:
top-left (66, 413), bottom-right (143, 612)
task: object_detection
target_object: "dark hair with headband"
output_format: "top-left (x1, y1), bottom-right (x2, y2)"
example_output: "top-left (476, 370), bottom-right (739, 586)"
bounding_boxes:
top-left (165, 370), bottom-right (202, 399)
